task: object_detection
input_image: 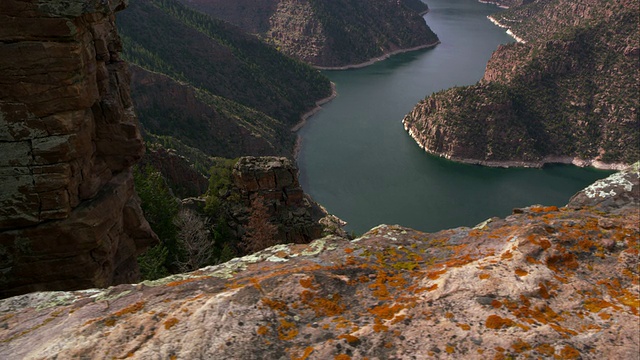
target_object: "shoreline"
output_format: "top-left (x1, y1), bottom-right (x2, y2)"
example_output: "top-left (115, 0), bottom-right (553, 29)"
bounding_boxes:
top-left (292, 82), bottom-right (338, 158)
top-left (313, 41), bottom-right (440, 71)
top-left (292, 39), bottom-right (440, 158)
top-left (404, 124), bottom-right (627, 171)
top-left (478, 0), bottom-right (510, 9)
top-left (487, 15), bottom-right (526, 43)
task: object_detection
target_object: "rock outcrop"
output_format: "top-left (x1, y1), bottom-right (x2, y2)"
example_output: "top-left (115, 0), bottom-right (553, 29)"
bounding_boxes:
top-left (230, 157), bottom-right (345, 245)
top-left (175, 0), bottom-right (439, 68)
top-left (0, 0), bottom-right (157, 298)
top-left (403, 0), bottom-right (639, 168)
top-left (1, 165), bottom-right (637, 359)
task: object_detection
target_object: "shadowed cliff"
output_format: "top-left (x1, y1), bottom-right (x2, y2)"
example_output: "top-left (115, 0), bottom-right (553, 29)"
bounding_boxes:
top-left (0, 0), bottom-right (158, 298)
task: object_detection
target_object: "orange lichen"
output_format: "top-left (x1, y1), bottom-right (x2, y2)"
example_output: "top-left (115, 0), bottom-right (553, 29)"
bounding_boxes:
top-left (427, 269), bottom-right (447, 280)
top-left (535, 343), bottom-right (556, 357)
top-left (278, 319), bottom-right (298, 340)
top-left (539, 283), bottom-right (551, 299)
top-left (583, 298), bottom-right (613, 313)
top-left (479, 273), bottom-right (491, 280)
top-left (344, 248), bottom-right (354, 254)
top-left (549, 323), bottom-right (578, 338)
top-left (299, 277), bottom-right (318, 290)
top-left (373, 318), bottom-right (388, 332)
top-left (443, 312), bottom-right (454, 320)
top-left (426, 284), bottom-right (438, 292)
top-left (292, 347), bottom-right (314, 360)
top-left (511, 339), bottom-right (531, 353)
top-left (338, 334), bottom-right (360, 344)
top-left (114, 301), bottom-right (146, 317)
top-left (164, 317), bottom-right (179, 330)
top-left (262, 297), bottom-right (289, 312)
top-left (301, 292), bottom-right (345, 317)
top-left (257, 325), bottom-right (269, 335)
top-left (445, 345), bottom-right (455, 354)
top-left (546, 252), bottom-right (579, 272)
top-left (501, 251), bottom-right (513, 260)
top-left (556, 345), bottom-right (580, 359)
top-left (491, 300), bottom-right (503, 309)
top-left (598, 312), bottom-right (612, 320)
top-left (334, 354), bottom-right (351, 360)
top-left (485, 315), bottom-right (515, 329)
top-left (515, 268), bottom-right (529, 277)
top-left (249, 278), bottom-right (263, 291)
top-left (457, 323), bottom-right (471, 331)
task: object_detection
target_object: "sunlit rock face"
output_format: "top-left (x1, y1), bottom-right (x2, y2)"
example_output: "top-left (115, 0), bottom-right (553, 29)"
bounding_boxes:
top-left (0, 0), bottom-right (158, 298)
top-left (1, 166), bottom-right (637, 359)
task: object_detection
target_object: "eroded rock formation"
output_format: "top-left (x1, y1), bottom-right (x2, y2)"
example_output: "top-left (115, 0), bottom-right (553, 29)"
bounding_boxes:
top-left (1, 165), bottom-right (637, 359)
top-left (0, 0), bottom-right (157, 298)
top-left (230, 156), bottom-right (345, 245)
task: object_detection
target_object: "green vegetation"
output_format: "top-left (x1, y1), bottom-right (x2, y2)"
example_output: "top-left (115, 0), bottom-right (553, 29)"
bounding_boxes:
top-left (134, 163), bottom-right (239, 280)
top-left (118, 0), bottom-right (331, 129)
top-left (405, 0), bottom-right (639, 164)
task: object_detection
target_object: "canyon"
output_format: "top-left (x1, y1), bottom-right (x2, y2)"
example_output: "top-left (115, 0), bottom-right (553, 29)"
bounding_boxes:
top-left (0, 0), bottom-right (637, 358)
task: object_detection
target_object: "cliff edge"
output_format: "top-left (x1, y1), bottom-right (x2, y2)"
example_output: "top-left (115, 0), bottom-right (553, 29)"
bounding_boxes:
top-left (0, 0), bottom-right (158, 298)
top-left (1, 165), bottom-right (637, 359)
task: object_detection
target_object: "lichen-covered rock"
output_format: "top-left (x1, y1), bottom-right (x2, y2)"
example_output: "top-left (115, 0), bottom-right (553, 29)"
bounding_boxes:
top-left (1, 166), bottom-right (637, 359)
top-left (0, 0), bottom-right (157, 298)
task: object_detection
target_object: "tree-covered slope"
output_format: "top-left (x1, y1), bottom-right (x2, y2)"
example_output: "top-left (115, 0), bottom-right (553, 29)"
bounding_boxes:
top-left (117, 0), bottom-right (332, 159)
top-left (403, 0), bottom-right (639, 168)
top-left (176, 0), bottom-right (439, 67)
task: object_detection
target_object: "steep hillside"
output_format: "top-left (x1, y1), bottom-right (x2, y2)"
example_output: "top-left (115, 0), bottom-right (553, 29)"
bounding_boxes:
top-left (176, 0), bottom-right (439, 67)
top-left (116, 0), bottom-right (332, 159)
top-left (403, 0), bottom-right (639, 168)
top-left (2, 165), bottom-right (638, 359)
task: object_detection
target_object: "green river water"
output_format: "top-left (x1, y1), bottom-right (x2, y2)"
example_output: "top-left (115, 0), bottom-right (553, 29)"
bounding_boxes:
top-left (296, 0), bottom-right (612, 234)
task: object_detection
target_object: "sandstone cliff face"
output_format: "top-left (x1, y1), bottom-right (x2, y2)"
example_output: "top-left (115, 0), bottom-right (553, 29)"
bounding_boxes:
top-left (176, 0), bottom-right (438, 67)
top-left (229, 157), bottom-right (345, 245)
top-left (1, 165), bottom-right (637, 359)
top-left (403, 0), bottom-right (639, 168)
top-left (0, 0), bottom-right (157, 298)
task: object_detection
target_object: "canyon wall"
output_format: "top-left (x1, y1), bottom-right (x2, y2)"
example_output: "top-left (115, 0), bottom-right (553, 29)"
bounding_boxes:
top-left (175, 0), bottom-right (439, 68)
top-left (403, 0), bottom-right (639, 168)
top-left (0, 0), bottom-right (157, 298)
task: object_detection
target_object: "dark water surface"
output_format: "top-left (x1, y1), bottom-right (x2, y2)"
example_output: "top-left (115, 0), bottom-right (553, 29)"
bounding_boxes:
top-left (297, 0), bottom-right (612, 234)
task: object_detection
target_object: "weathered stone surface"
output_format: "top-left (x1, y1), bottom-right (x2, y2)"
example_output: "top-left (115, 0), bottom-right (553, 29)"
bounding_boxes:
top-left (1, 166), bottom-right (636, 360)
top-left (231, 156), bottom-right (345, 244)
top-left (0, 0), bottom-right (157, 297)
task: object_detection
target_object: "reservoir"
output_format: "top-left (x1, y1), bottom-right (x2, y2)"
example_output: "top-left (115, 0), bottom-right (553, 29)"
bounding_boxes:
top-left (297, 0), bottom-right (612, 234)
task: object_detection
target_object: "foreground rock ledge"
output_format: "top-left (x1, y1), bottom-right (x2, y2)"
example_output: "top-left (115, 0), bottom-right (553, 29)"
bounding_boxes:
top-left (1, 166), bottom-right (638, 359)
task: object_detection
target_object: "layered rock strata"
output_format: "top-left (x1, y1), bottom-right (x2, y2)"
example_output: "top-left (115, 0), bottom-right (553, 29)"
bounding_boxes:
top-left (1, 165), bottom-right (637, 359)
top-left (403, 0), bottom-right (639, 168)
top-left (0, 0), bottom-right (157, 298)
top-left (230, 156), bottom-right (345, 244)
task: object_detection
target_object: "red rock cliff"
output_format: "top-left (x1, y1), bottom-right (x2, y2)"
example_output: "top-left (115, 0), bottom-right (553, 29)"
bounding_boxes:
top-left (0, 0), bottom-right (158, 298)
